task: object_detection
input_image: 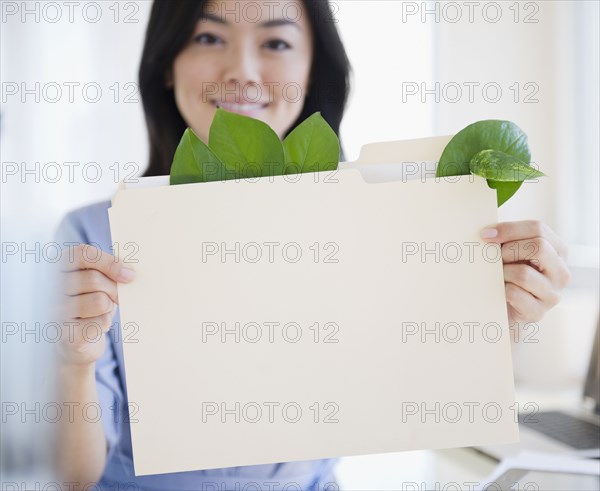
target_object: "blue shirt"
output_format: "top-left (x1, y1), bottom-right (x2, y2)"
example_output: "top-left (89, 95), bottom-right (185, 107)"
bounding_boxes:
top-left (56, 200), bottom-right (339, 491)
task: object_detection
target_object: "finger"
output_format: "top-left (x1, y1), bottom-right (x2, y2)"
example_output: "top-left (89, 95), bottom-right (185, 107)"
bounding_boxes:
top-left (63, 269), bottom-right (119, 304)
top-left (503, 263), bottom-right (561, 308)
top-left (500, 237), bottom-right (571, 288)
top-left (60, 244), bottom-right (135, 283)
top-left (480, 220), bottom-right (568, 259)
top-left (505, 282), bottom-right (546, 323)
top-left (60, 313), bottom-right (114, 352)
top-left (63, 291), bottom-right (114, 320)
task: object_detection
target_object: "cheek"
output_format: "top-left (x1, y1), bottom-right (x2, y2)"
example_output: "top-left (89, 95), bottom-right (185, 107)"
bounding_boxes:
top-left (267, 59), bottom-right (311, 106)
top-left (171, 54), bottom-right (221, 142)
top-left (173, 54), bottom-right (220, 107)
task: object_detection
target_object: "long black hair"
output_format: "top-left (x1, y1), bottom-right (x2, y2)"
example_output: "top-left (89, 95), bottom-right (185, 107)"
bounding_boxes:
top-left (139, 0), bottom-right (351, 177)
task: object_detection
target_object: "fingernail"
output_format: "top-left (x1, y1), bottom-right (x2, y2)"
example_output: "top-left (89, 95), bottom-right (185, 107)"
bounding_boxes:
top-left (481, 228), bottom-right (498, 239)
top-left (119, 267), bottom-right (135, 282)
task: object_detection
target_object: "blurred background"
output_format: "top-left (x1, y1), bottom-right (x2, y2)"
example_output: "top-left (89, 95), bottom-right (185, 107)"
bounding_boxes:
top-left (1, 0), bottom-right (598, 487)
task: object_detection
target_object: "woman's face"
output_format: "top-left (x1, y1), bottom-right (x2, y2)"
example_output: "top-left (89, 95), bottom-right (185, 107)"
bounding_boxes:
top-left (171, 0), bottom-right (313, 143)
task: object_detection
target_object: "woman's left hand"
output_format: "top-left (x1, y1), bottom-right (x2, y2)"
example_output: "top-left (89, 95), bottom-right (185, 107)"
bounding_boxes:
top-left (480, 220), bottom-right (571, 326)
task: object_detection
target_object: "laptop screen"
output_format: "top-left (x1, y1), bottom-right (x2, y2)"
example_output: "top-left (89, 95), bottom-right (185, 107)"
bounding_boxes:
top-left (583, 319), bottom-right (600, 414)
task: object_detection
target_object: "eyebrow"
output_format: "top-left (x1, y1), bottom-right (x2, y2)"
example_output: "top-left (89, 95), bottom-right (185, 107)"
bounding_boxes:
top-left (199, 13), bottom-right (301, 30)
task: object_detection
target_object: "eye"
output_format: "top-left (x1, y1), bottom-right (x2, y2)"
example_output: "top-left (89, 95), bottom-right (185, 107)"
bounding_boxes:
top-left (193, 33), bottom-right (223, 45)
top-left (262, 39), bottom-right (291, 51)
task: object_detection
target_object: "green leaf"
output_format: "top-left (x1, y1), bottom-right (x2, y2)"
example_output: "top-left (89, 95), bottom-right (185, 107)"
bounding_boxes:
top-left (170, 128), bottom-right (226, 185)
top-left (487, 180), bottom-right (524, 206)
top-left (208, 108), bottom-right (285, 179)
top-left (470, 149), bottom-right (545, 181)
top-left (170, 110), bottom-right (339, 185)
top-left (437, 120), bottom-right (533, 206)
top-left (282, 112), bottom-right (339, 174)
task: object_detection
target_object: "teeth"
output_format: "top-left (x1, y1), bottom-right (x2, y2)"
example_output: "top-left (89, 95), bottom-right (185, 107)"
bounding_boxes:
top-left (217, 102), bottom-right (264, 111)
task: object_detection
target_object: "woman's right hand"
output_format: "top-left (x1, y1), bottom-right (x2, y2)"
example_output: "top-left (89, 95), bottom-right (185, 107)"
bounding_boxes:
top-left (57, 244), bottom-right (135, 367)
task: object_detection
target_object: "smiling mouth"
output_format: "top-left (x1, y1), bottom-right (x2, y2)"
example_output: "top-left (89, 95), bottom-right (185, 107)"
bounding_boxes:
top-left (212, 100), bottom-right (269, 116)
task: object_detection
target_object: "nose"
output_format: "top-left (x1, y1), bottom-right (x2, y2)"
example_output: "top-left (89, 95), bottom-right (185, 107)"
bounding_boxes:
top-left (221, 42), bottom-right (261, 96)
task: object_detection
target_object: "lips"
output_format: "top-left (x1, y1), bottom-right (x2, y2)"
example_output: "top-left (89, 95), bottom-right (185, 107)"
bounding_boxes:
top-left (212, 100), bottom-right (269, 117)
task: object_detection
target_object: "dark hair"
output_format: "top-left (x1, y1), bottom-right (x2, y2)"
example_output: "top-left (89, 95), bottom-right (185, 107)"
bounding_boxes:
top-left (139, 0), bottom-right (351, 177)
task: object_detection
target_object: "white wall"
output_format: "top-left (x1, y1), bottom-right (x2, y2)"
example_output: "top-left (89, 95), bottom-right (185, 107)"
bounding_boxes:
top-left (432, 0), bottom-right (599, 386)
top-left (336, 1), bottom-right (435, 160)
top-left (1, 2), bottom-right (151, 227)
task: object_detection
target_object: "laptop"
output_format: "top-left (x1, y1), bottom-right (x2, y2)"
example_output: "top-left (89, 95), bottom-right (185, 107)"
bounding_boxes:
top-left (476, 318), bottom-right (600, 460)
top-left (491, 468), bottom-right (600, 490)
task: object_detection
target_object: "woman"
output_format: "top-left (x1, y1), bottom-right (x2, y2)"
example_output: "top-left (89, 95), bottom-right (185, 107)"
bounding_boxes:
top-left (55, 1), bottom-right (570, 490)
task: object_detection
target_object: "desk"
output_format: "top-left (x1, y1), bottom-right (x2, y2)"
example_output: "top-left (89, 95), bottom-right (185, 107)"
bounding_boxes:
top-left (336, 386), bottom-right (584, 490)
top-left (336, 448), bottom-right (496, 490)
